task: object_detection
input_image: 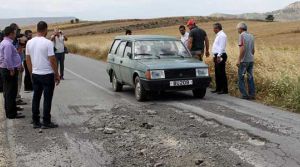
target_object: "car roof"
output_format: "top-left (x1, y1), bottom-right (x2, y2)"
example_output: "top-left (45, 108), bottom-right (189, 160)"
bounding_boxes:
top-left (115, 35), bottom-right (178, 41)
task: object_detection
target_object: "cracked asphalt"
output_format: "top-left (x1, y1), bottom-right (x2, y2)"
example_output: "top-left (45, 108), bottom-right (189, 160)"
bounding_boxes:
top-left (0, 54), bottom-right (300, 167)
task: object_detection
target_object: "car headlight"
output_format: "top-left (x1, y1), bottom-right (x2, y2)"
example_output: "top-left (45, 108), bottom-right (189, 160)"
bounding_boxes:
top-left (196, 68), bottom-right (209, 77)
top-left (150, 70), bottom-right (165, 79)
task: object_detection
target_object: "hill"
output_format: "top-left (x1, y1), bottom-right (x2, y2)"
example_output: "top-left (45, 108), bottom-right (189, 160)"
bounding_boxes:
top-left (43, 16), bottom-right (224, 37)
top-left (210, 1), bottom-right (300, 21)
top-left (0, 17), bottom-right (76, 29)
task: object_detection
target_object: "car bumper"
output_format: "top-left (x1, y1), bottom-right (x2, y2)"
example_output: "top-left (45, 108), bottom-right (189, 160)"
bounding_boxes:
top-left (140, 77), bottom-right (211, 91)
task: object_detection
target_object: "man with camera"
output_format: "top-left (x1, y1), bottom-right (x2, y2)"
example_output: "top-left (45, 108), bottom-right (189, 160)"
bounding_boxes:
top-left (0, 26), bottom-right (25, 119)
top-left (10, 23), bottom-right (27, 107)
top-left (51, 29), bottom-right (68, 80)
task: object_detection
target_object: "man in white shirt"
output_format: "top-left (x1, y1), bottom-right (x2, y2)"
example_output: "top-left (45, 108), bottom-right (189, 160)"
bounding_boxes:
top-left (179, 25), bottom-right (189, 48)
top-left (51, 29), bottom-right (68, 80)
top-left (26, 21), bottom-right (60, 129)
top-left (211, 23), bottom-right (228, 94)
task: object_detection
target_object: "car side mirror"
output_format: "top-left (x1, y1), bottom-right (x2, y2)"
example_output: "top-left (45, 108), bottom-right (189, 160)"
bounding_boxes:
top-left (127, 53), bottom-right (133, 59)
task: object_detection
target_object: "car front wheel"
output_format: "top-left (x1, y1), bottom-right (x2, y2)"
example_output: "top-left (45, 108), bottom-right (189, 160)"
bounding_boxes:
top-left (135, 77), bottom-right (147, 101)
top-left (112, 72), bottom-right (123, 92)
top-left (193, 88), bottom-right (206, 99)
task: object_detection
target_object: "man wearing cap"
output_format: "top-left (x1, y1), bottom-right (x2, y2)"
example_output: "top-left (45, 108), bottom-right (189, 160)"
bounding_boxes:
top-left (187, 19), bottom-right (210, 61)
top-left (236, 22), bottom-right (256, 100)
top-left (211, 23), bottom-right (228, 94)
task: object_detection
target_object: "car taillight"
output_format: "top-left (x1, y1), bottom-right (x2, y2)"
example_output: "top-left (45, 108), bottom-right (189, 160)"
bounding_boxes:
top-left (145, 70), bottom-right (151, 80)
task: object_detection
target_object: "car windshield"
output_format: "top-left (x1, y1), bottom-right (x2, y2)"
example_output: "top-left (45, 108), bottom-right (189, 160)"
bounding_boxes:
top-left (134, 40), bottom-right (191, 59)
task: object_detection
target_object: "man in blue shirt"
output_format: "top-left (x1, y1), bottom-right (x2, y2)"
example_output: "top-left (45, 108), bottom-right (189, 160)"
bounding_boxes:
top-left (0, 26), bottom-right (25, 119)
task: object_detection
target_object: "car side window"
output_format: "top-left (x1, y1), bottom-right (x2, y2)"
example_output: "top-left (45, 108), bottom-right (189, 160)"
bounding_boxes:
top-left (123, 42), bottom-right (132, 58)
top-left (116, 41), bottom-right (127, 57)
top-left (110, 39), bottom-right (121, 54)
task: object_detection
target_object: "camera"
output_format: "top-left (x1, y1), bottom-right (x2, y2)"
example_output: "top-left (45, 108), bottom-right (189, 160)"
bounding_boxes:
top-left (17, 34), bottom-right (28, 49)
top-left (0, 30), bottom-right (4, 42)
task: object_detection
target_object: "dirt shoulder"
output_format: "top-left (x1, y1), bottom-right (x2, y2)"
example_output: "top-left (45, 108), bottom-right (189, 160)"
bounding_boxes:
top-left (0, 94), bottom-right (13, 167)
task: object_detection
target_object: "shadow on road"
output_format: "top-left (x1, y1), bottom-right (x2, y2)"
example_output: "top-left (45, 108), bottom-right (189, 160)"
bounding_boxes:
top-left (119, 86), bottom-right (209, 102)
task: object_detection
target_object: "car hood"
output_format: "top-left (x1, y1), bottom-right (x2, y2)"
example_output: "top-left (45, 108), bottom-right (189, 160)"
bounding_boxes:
top-left (137, 58), bottom-right (208, 70)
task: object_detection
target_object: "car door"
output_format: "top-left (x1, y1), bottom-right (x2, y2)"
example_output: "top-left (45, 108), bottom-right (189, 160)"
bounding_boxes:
top-left (120, 42), bottom-right (134, 85)
top-left (114, 41), bottom-right (127, 82)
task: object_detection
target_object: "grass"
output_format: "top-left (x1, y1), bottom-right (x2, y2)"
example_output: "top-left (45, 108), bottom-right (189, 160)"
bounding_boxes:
top-left (66, 19), bottom-right (300, 112)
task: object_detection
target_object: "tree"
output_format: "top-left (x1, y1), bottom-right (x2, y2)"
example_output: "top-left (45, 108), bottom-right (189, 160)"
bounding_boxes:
top-left (266, 15), bottom-right (275, 22)
top-left (70, 19), bottom-right (75, 24)
top-left (75, 18), bottom-right (80, 23)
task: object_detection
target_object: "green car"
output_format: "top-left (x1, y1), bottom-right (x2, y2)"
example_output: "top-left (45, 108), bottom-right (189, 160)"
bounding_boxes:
top-left (106, 35), bottom-right (211, 101)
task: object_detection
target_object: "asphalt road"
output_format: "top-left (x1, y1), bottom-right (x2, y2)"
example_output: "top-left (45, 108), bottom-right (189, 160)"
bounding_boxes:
top-left (1, 54), bottom-right (300, 167)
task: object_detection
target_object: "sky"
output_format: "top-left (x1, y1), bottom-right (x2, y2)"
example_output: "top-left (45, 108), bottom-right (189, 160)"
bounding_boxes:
top-left (0, 0), bottom-right (297, 20)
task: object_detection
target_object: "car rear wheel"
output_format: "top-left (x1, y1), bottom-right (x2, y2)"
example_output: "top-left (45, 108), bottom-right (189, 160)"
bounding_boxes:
top-left (112, 72), bottom-right (123, 92)
top-left (193, 88), bottom-right (206, 99)
top-left (135, 77), bottom-right (147, 101)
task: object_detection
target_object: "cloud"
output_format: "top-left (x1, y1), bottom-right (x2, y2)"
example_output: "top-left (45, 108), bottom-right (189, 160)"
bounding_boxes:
top-left (0, 0), bottom-right (296, 20)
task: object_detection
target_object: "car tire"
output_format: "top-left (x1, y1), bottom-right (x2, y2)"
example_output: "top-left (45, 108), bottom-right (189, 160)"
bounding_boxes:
top-left (193, 88), bottom-right (206, 99)
top-left (135, 76), bottom-right (147, 101)
top-left (112, 72), bottom-right (123, 92)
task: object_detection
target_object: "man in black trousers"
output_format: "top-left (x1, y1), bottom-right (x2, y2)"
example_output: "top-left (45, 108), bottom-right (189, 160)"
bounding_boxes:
top-left (26, 21), bottom-right (60, 129)
top-left (23, 30), bottom-right (33, 91)
top-left (0, 26), bottom-right (25, 119)
top-left (211, 23), bottom-right (228, 94)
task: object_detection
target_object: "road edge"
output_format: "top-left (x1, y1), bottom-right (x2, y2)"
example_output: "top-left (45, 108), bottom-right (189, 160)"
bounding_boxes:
top-left (0, 94), bottom-right (15, 167)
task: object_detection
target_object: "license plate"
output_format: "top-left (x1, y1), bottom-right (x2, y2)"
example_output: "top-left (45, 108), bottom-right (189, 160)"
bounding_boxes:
top-left (170, 80), bottom-right (193, 87)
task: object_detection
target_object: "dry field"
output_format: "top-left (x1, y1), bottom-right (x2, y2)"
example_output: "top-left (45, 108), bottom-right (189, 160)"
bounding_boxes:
top-left (65, 19), bottom-right (300, 112)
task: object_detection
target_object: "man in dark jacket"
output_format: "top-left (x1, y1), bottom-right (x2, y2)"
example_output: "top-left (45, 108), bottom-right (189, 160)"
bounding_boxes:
top-left (187, 19), bottom-right (210, 61)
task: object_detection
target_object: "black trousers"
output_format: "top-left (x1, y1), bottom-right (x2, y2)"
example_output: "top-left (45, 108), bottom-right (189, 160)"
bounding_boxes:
top-left (0, 68), bottom-right (18, 118)
top-left (0, 73), bottom-right (3, 92)
top-left (32, 73), bottom-right (55, 124)
top-left (55, 53), bottom-right (65, 77)
top-left (23, 61), bottom-right (33, 91)
top-left (214, 53), bottom-right (228, 93)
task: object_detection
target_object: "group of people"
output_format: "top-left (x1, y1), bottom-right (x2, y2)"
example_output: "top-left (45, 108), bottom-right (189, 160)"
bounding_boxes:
top-left (0, 24), bottom-right (32, 120)
top-left (0, 21), bottom-right (67, 129)
top-left (179, 19), bottom-right (256, 99)
top-left (0, 18), bottom-right (255, 130)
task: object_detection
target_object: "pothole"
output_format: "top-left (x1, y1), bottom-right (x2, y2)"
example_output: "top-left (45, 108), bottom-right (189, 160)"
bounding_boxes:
top-left (247, 138), bottom-right (266, 146)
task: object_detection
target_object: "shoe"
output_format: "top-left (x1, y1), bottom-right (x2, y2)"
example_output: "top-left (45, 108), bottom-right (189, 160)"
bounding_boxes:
top-left (241, 96), bottom-right (249, 100)
top-left (16, 106), bottom-right (24, 111)
top-left (248, 96), bottom-right (256, 100)
top-left (7, 114), bottom-right (25, 119)
top-left (217, 91), bottom-right (228, 95)
top-left (60, 76), bottom-right (64, 80)
top-left (42, 122), bottom-right (59, 129)
top-left (33, 122), bottom-right (42, 129)
top-left (211, 90), bottom-right (220, 93)
top-left (17, 100), bottom-right (27, 105)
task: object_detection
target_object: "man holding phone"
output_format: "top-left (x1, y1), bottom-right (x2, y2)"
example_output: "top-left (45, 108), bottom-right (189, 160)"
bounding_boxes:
top-left (26, 21), bottom-right (60, 129)
top-left (51, 28), bottom-right (68, 80)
